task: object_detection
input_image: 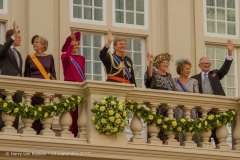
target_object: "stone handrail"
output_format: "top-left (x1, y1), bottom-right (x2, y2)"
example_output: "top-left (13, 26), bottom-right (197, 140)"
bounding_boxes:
top-left (0, 75), bottom-right (239, 159)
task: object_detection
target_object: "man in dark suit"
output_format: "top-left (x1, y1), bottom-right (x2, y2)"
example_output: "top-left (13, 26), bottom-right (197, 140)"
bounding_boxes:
top-left (192, 39), bottom-right (233, 145)
top-left (0, 21), bottom-right (23, 131)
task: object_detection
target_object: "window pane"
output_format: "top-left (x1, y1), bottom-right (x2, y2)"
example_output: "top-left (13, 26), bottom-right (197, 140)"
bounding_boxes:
top-left (73, 6), bottom-right (82, 18)
top-left (206, 0), bottom-right (215, 6)
top-left (207, 8), bottom-right (215, 19)
top-left (93, 49), bottom-right (101, 61)
top-left (133, 53), bottom-right (142, 65)
top-left (116, 11), bottom-right (124, 23)
top-left (216, 61), bottom-right (223, 69)
top-left (135, 79), bottom-right (142, 88)
top-left (206, 46), bottom-right (215, 59)
top-left (86, 75), bottom-right (92, 80)
top-left (126, 12), bottom-right (134, 24)
top-left (216, 0), bottom-right (225, 7)
top-left (217, 9), bottom-right (225, 20)
top-left (126, 0), bottom-right (134, 11)
top-left (227, 0), bottom-right (235, 9)
top-left (84, 0), bottom-right (92, 6)
top-left (134, 66), bottom-right (142, 79)
top-left (207, 21), bottom-right (215, 32)
top-left (83, 48), bottom-right (91, 60)
top-left (125, 38), bottom-right (132, 50)
top-left (93, 35), bottom-right (102, 47)
top-left (93, 76), bottom-right (102, 81)
top-left (93, 62), bottom-right (102, 74)
top-left (227, 75), bottom-right (235, 87)
top-left (227, 10), bottom-right (235, 22)
top-left (217, 22), bottom-right (226, 34)
top-left (83, 34), bottom-right (91, 46)
top-left (227, 23), bottom-right (236, 35)
top-left (221, 77), bottom-right (226, 86)
top-left (136, 0), bottom-right (144, 12)
top-left (86, 61), bottom-right (92, 73)
top-left (116, 0), bottom-right (124, 9)
top-left (84, 7), bottom-right (92, 20)
top-left (210, 60), bottom-right (215, 70)
top-left (94, 9), bottom-right (103, 21)
top-left (216, 48), bottom-right (226, 59)
top-left (74, 0), bottom-right (82, 5)
top-left (133, 39), bottom-right (141, 51)
top-left (227, 88), bottom-right (235, 96)
top-left (126, 51), bottom-right (132, 58)
top-left (94, 0), bottom-right (102, 7)
top-left (136, 13), bottom-right (144, 25)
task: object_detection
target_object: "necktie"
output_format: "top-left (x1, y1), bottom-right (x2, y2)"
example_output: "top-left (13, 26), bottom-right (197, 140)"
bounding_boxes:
top-left (203, 73), bottom-right (208, 81)
top-left (12, 48), bottom-right (20, 68)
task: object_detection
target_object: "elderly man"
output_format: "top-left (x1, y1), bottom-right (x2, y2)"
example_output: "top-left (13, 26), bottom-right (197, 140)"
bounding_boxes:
top-left (99, 29), bottom-right (136, 86)
top-left (192, 39), bottom-right (233, 145)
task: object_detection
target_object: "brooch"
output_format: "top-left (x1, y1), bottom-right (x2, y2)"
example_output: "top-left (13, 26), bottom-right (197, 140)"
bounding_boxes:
top-left (212, 73), bottom-right (216, 78)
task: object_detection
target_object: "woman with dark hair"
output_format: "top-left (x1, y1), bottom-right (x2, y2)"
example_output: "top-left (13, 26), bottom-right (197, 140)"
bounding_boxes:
top-left (61, 31), bottom-right (85, 137)
top-left (24, 35), bottom-right (56, 134)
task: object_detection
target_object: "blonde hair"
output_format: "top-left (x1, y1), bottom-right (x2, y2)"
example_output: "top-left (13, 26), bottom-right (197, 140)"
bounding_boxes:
top-left (34, 36), bottom-right (48, 52)
top-left (153, 52), bottom-right (173, 69)
top-left (175, 58), bottom-right (191, 75)
top-left (113, 37), bottom-right (126, 46)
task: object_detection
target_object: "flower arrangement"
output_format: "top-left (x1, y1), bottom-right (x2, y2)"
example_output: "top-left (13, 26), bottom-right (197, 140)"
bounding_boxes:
top-left (0, 96), bottom-right (85, 120)
top-left (91, 96), bottom-right (129, 135)
top-left (125, 100), bottom-right (237, 135)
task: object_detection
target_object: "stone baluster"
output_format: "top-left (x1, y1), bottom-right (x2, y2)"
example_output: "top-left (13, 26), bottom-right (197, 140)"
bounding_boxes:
top-left (58, 95), bottom-right (73, 138)
top-left (233, 110), bottom-right (240, 150)
top-left (164, 104), bottom-right (179, 146)
top-left (19, 92), bottom-right (36, 135)
top-left (147, 103), bottom-right (162, 144)
top-left (1, 90), bottom-right (17, 133)
top-left (76, 103), bottom-right (87, 139)
top-left (182, 106), bottom-right (196, 147)
top-left (199, 107), bottom-right (214, 148)
top-left (39, 93), bottom-right (55, 136)
top-left (216, 109), bottom-right (231, 150)
top-left (129, 102), bottom-right (144, 143)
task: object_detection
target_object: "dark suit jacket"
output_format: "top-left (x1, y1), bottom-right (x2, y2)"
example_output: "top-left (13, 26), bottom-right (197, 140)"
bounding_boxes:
top-left (0, 38), bottom-right (23, 103)
top-left (191, 59), bottom-right (233, 96)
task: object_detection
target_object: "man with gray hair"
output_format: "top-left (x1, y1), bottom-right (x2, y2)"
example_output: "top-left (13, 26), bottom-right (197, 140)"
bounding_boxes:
top-left (192, 39), bottom-right (233, 145)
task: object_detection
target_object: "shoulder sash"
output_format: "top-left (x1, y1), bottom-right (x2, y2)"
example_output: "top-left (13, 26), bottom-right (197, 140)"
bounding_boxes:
top-left (112, 54), bottom-right (130, 80)
top-left (176, 79), bottom-right (187, 92)
top-left (70, 56), bottom-right (85, 81)
top-left (156, 72), bottom-right (171, 90)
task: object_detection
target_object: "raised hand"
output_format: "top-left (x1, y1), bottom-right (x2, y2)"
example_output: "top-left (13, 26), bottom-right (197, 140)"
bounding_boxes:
top-left (107, 29), bottom-right (115, 43)
top-left (147, 52), bottom-right (154, 62)
top-left (70, 31), bottom-right (76, 45)
top-left (12, 21), bottom-right (19, 38)
top-left (226, 39), bottom-right (233, 55)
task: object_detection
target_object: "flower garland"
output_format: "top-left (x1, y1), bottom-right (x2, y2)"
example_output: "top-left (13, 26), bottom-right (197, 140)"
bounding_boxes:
top-left (125, 100), bottom-right (237, 134)
top-left (0, 96), bottom-right (85, 120)
top-left (91, 96), bottom-right (129, 135)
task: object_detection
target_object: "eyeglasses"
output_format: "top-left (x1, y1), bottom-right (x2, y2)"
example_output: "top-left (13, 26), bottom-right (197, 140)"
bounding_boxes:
top-left (200, 63), bottom-right (211, 65)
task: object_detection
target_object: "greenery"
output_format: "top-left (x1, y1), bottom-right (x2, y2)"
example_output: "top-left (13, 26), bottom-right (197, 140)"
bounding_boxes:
top-left (91, 96), bottom-right (129, 135)
top-left (0, 96), bottom-right (85, 120)
top-left (125, 100), bottom-right (237, 135)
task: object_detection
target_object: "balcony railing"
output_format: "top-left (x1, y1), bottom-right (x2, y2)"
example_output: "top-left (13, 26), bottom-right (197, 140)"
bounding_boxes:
top-left (0, 75), bottom-right (239, 160)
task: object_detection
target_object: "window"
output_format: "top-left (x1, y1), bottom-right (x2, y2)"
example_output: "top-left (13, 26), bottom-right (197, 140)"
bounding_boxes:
top-left (70, 0), bottom-right (106, 25)
top-left (204, 0), bottom-right (239, 38)
top-left (113, 0), bottom-right (148, 29)
top-left (0, 23), bottom-right (5, 44)
top-left (0, 0), bottom-right (7, 14)
top-left (206, 46), bottom-right (238, 97)
top-left (78, 33), bottom-right (105, 81)
top-left (112, 36), bottom-right (145, 88)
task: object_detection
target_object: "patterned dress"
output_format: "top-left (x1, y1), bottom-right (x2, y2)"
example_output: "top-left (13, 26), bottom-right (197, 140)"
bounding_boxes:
top-left (144, 69), bottom-right (175, 142)
top-left (173, 78), bottom-right (201, 145)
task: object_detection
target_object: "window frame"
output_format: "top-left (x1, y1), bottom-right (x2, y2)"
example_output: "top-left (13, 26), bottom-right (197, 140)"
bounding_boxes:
top-left (203, 0), bottom-right (239, 39)
top-left (0, 0), bottom-right (7, 14)
top-left (0, 22), bottom-right (5, 44)
top-left (112, 0), bottom-right (149, 29)
top-left (205, 45), bottom-right (238, 97)
top-left (70, 0), bottom-right (106, 25)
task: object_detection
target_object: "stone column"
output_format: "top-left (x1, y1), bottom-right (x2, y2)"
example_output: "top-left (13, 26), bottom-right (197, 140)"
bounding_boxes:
top-left (232, 110), bottom-right (240, 150)
top-left (1, 90), bottom-right (17, 133)
top-left (147, 103), bottom-right (162, 144)
top-left (216, 109), bottom-right (231, 150)
top-left (19, 92), bottom-right (36, 135)
top-left (76, 103), bottom-right (87, 139)
top-left (199, 107), bottom-right (214, 148)
top-left (39, 93), bottom-right (55, 136)
top-left (164, 104), bottom-right (179, 146)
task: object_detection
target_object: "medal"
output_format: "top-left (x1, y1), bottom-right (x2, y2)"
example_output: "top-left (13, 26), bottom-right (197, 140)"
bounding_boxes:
top-left (128, 68), bottom-right (131, 73)
top-left (126, 61), bottom-right (131, 67)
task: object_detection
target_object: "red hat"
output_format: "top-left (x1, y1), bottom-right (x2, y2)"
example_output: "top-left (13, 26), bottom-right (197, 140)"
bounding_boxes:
top-left (61, 32), bottom-right (81, 52)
